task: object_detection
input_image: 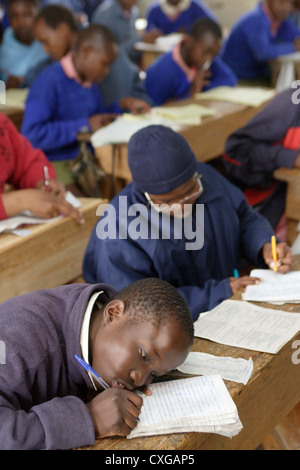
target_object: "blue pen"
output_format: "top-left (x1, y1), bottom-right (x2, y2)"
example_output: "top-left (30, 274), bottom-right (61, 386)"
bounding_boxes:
top-left (233, 269), bottom-right (239, 278)
top-left (75, 354), bottom-right (109, 390)
top-left (75, 354), bottom-right (140, 421)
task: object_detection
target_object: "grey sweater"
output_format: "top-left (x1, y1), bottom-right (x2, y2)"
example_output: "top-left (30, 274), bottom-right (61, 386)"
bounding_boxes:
top-left (0, 282), bottom-right (116, 450)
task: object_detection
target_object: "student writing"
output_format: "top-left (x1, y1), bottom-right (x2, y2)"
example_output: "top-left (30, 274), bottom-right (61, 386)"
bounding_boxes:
top-left (0, 113), bottom-right (83, 223)
top-left (0, 278), bottom-right (193, 449)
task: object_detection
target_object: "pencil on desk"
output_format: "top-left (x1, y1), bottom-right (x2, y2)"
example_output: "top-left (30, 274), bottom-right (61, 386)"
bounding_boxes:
top-left (271, 235), bottom-right (278, 272)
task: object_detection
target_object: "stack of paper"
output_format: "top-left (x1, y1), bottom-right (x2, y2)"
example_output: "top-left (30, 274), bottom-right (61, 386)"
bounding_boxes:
top-left (90, 104), bottom-right (215, 147)
top-left (195, 86), bottom-right (276, 107)
top-left (128, 375), bottom-right (242, 439)
top-left (194, 299), bottom-right (300, 354)
top-left (243, 269), bottom-right (300, 303)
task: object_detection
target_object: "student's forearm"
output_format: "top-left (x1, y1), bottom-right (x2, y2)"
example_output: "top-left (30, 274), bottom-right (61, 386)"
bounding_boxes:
top-left (0, 396), bottom-right (95, 450)
top-left (1, 190), bottom-right (30, 219)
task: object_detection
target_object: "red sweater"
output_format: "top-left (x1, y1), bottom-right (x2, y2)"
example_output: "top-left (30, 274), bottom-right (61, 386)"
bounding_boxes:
top-left (0, 114), bottom-right (56, 220)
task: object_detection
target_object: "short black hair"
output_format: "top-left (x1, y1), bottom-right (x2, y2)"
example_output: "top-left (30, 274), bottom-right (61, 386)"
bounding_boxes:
top-left (35, 5), bottom-right (78, 31)
top-left (111, 278), bottom-right (194, 344)
top-left (74, 24), bottom-right (117, 51)
top-left (189, 18), bottom-right (222, 40)
top-left (7, 0), bottom-right (39, 10)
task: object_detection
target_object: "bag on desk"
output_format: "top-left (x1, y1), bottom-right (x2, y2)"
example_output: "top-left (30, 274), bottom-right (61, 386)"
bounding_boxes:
top-left (69, 141), bottom-right (106, 197)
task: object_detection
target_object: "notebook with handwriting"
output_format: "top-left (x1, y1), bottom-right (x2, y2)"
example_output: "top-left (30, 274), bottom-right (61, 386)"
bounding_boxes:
top-left (128, 374), bottom-right (242, 439)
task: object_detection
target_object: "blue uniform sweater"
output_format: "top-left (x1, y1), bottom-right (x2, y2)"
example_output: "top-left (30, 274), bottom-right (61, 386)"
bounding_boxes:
top-left (145, 52), bottom-right (237, 105)
top-left (221, 2), bottom-right (300, 80)
top-left (21, 62), bottom-right (120, 161)
top-left (145, 0), bottom-right (217, 35)
top-left (83, 162), bottom-right (274, 321)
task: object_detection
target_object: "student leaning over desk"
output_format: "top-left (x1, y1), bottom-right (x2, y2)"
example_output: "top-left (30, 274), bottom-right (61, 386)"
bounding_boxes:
top-left (0, 278), bottom-right (193, 449)
top-left (0, 113), bottom-right (83, 223)
top-left (83, 125), bottom-right (292, 321)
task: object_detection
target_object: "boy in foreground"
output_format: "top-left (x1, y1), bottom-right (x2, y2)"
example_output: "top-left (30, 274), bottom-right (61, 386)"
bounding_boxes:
top-left (0, 278), bottom-right (193, 449)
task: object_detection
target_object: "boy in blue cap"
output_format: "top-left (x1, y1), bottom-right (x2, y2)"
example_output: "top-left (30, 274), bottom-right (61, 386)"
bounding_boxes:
top-left (83, 125), bottom-right (292, 321)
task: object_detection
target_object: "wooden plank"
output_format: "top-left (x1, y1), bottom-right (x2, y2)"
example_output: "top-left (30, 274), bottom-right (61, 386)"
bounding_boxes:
top-left (0, 198), bottom-right (107, 302)
top-left (274, 168), bottom-right (300, 223)
top-left (0, 105), bottom-right (24, 130)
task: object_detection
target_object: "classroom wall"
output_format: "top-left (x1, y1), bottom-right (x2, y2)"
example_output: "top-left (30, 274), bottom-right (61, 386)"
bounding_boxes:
top-left (137, 0), bottom-right (258, 27)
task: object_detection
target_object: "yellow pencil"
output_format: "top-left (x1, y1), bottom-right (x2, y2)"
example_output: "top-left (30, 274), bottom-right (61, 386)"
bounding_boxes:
top-left (271, 235), bottom-right (278, 272)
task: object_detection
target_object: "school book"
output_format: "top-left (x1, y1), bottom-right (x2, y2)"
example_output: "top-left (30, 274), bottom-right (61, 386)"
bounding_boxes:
top-left (193, 299), bottom-right (300, 354)
top-left (128, 374), bottom-right (242, 439)
top-left (195, 86), bottom-right (276, 107)
top-left (242, 269), bottom-right (300, 303)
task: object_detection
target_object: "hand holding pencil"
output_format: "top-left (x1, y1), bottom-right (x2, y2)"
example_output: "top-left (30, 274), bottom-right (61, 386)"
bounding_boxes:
top-left (262, 238), bottom-right (292, 274)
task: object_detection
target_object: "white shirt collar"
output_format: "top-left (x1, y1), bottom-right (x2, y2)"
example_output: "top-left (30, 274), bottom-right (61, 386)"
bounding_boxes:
top-left (80, 291), bottom-right (103, 390)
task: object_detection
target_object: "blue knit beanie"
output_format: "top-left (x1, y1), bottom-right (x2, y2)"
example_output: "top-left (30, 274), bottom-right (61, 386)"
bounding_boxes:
top-left (128, 125), bottom-right (197, 194)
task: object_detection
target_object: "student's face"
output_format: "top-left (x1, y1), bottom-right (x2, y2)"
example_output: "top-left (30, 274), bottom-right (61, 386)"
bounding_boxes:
top-left (8, 0), bottom-right (38, 45)
top-left (76, 43), bottom-right (118, 83)
top-left (188, 33), bottom-right (221, 69)
top-left (90, 300), bottom-right (191, 391)
top-left (34, 19), bottom-right (75, 61)
top-left (167, 0), bottom-right (182, 6)
top-left (146, 172), bottom-right (203, 218)
top-left (267, 0), bottom-right (294, 21)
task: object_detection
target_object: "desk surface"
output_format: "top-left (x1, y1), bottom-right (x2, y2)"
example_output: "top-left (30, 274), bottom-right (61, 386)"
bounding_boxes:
top-left (93, 96), bottom-right (271, 188)
top-left (0, 104), bottom-right (24, 130)
top-left (0, 197), bottom-right (106, 303)
top-left (79, 256), bottom-right (300, 451)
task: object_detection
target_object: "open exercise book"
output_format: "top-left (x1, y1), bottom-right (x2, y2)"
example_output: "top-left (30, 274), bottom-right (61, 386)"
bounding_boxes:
top-left (128, 374), bottom-right (242, 439)
top-left (242, 269), bottom-right (300, 303)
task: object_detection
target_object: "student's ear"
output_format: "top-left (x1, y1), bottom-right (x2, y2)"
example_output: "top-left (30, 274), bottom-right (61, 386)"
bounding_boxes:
top-left (103, 299), bottom-right (125, 325)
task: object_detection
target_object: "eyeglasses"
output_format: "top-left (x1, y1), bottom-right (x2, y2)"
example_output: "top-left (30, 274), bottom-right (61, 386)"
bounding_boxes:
top-left (144, 173), bottom-right (203, 213)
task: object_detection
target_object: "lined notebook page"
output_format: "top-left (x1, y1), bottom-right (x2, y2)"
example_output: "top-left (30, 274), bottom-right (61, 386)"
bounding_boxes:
top-left (128, 375), bottom-right (241, 439)
top-left (243, 269), bottom-right (300, 302)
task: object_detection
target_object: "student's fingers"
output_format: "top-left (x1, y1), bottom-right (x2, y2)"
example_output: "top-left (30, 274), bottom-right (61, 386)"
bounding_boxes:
top-left (55, 198), bottom-right (85, 225)
top-left (137, 385), bottom-right (153, 396)
top-left (229, 276), bottom-right (260, 294)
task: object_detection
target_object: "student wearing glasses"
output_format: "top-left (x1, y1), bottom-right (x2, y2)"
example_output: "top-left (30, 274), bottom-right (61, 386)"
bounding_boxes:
top-left (83, 125), bottom-right (292, 321)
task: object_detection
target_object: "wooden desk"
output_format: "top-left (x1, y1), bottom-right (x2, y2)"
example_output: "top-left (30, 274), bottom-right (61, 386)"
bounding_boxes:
top-left (0, 105), bottom-right (24, 130)
top-left (94, 97), bottom-right (271, 189)
top-left (135, 41), bottom-right (170, 69)
top-left (0, 197), bottom-right (107, 303)
top-left (274, 167), bottom-right (300, 245)
top-left (79, 257), bottom-right (300, 451)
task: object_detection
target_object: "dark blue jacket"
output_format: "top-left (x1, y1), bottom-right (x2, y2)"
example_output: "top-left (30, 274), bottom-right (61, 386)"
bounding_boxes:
top-left (221, 2), bottom-right (300, 80)
top-left (83, 162), bottom-right (274, 320)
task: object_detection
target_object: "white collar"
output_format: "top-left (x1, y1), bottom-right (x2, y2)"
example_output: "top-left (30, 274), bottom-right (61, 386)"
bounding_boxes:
top-left (159, 0), bottom-right (191, 17)
top-left (80, 291), bottom-right (103, 390)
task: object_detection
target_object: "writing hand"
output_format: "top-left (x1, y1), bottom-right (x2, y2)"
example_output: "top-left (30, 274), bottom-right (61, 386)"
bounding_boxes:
top-left (262, 241), bottom-right (292, 274)
top-left (86, 388), bottom-right (143, 437)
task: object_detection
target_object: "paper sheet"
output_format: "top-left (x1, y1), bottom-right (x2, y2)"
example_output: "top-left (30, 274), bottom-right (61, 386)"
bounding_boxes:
top-left (195, 86), bottom-right (276, 107)
top-left (128, 375), bottom-right (242, 439)
top-left (177, 351), bottom-right (253, 385)
top-left (194, 299), bottom-right (300, 354)
top-left (0, 191), bottom-right (81, 235)
top-left (242, 269), bottom-right (300, 302)
top-left (90, 104), bottom-right (216, 147)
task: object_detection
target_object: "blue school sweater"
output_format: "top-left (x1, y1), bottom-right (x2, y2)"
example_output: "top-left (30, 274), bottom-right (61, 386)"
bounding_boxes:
top-left (0, 283), bottom-right (117, 449)
top-left (145, 0), bottom-right (217, 34)
top-left (145, 51), bottom-right (237, 105)
top-left (21, 62), bottom-right (120, 161)
top-left (221, 2), bottom-right (300, 80)
top-left (83, 162), bottom-right (274, 321)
